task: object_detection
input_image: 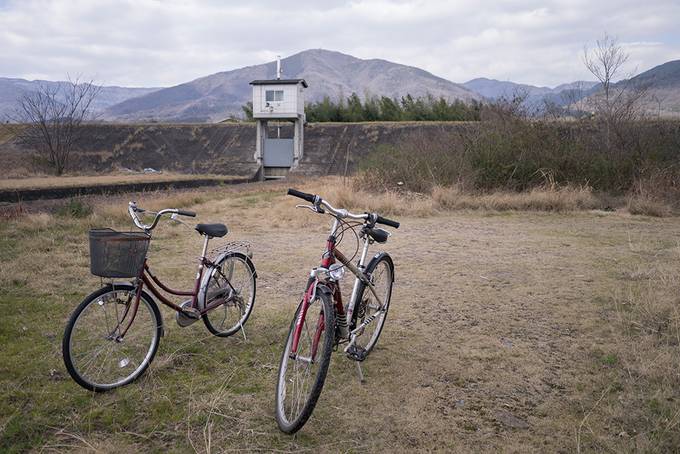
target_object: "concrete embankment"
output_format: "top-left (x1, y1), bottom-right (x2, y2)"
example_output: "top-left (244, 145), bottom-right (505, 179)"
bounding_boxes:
top-left (1, 122), bottom-right (477, 178)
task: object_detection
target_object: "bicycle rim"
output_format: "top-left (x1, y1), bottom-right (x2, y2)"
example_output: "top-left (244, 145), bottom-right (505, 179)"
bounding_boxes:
top-left (66, 288), bottom-right (159, 390)
top-left (355, 257), bottom-right (393, 353)
top-left (203, 253), bottom-right (256, 336)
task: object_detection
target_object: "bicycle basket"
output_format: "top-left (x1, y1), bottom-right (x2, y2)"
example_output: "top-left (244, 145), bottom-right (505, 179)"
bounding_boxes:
top-left (89, 229), bottom-right (150, 278)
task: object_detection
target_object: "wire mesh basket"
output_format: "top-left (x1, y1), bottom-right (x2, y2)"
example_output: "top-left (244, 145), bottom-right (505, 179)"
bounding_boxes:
top-left (89, 229), bottom-right (150, 278)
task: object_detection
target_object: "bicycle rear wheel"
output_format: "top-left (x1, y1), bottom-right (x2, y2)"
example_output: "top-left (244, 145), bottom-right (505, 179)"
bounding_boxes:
top-left (352, 253), bottom-right (394, 354)
top-left (275, 288), bottom-right (335, 434)
top-left (202, 252), bottom-right (256, 337)
top-left (62, 284), bottom-right (162, 392)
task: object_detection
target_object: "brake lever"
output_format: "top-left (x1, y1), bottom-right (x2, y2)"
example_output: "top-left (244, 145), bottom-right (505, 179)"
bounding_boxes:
top-left (296, 204), bottom-right (324, 214)
top-left (170, 212), bottom-right (192, 228)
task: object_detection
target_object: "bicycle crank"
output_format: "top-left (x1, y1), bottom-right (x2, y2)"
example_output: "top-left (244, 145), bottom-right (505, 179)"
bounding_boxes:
top-left (176, 300), bottom-right (201, 327)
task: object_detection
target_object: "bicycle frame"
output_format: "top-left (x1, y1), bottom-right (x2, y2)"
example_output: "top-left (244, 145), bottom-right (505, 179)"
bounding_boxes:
top-left (290, 217), bottom-right (376, 358)
top-left (117, 234), bottom-right (236, 337)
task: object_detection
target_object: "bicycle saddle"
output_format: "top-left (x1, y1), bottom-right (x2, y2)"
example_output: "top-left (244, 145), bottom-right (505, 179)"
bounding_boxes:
top-left (195, 223), bottom-right (228, 238)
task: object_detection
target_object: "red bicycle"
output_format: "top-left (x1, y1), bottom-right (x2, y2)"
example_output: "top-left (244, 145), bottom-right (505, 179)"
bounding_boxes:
top-left (275, 189), bottom-right (399, 433)
top-left (62, 201), bottom-right (256, 392)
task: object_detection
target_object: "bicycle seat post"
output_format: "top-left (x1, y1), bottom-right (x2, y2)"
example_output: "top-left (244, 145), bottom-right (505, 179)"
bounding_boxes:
top-left (200, 235), bottom-right (211, 260)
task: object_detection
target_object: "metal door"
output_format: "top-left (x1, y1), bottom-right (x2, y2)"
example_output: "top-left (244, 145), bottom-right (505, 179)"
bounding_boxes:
top-left (263, 139), bottom-right (294, 167)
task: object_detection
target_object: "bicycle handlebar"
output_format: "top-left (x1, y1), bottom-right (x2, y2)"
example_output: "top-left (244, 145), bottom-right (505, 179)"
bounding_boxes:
top-left (287, 188), bottom-right (316, 203)
top-left (128, 202), bottom-right (196, 231)
top-left (287, 188), bottom-right (400, 228)
top-left (375, 214), bottom-right (400, 229)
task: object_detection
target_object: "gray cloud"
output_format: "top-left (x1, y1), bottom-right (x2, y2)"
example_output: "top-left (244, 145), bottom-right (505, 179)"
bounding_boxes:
top-left (0, 0), bottom-right (679, 87)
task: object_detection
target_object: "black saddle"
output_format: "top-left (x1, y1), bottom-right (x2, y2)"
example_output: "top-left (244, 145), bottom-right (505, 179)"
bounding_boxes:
top-left (195, 223), bottom-right (228, 238)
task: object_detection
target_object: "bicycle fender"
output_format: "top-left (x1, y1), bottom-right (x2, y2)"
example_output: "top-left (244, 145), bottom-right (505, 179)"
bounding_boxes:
top-left (104, 282), bottom-right (165, 337)
top-left (315, 282), bottom-right (333, 296)
top-left (197, 251), bottom-right (256, 311)
top-left (365, 252), bottom-right (395, 282)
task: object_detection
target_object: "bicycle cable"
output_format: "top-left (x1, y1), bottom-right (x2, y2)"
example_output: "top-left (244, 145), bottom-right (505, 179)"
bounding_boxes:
top-left (333, 218), bottom-right (362, 269)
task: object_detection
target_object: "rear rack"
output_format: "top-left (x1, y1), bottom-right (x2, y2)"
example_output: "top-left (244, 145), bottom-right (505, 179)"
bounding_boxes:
top-left (209, 241), bottom-right (253, 259)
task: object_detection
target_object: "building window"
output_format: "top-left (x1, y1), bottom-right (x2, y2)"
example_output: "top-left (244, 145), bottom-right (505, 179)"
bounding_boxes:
top-left (265, 90), bottom-right (284, 102)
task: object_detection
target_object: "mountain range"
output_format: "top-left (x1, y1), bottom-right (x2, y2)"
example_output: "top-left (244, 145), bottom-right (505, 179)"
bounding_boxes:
top-left (103, 49), bottom-right (480, 122)
top-left (2, 49), bottom-right (679, 122)
top-left (0, 78), bottom-right (159, 120)
top-left (462, 78), bottom-right (599, 110)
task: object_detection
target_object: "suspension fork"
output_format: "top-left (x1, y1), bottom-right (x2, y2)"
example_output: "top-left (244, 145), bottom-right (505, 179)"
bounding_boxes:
top-left (290, 280), bottom-right (317, 357)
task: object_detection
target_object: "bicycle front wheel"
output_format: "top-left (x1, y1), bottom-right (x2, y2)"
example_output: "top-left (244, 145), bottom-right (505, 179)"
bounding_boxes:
top-left (275, 288), bottom-right (335, 434)
top-left (62, 285), bottom-right (162, 392)
top-left (202, 252), bottom-right (256, 337)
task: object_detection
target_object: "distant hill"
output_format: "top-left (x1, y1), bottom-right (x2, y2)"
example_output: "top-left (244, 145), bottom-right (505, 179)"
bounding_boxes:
top-left (103, 49), bottom-right (481, 123)
top-left (0, 78), bottom-right (160, 120)
top-left (574, 60), bottom-right (680, 117)
top-left (463, 77), bottom-right (598, 111)
top-left (620, 60), bottom-right (680, 116)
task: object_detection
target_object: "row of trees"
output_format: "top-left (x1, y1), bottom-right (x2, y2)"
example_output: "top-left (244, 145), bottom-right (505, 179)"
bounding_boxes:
top-left (304, 94), bottom-right (481, 122)
top-left (242, 93), bottom-right (482, 122)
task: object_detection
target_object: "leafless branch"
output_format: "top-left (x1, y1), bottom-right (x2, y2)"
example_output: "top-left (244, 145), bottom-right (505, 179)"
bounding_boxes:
top-left (10, 76), bottom-right (101, 175)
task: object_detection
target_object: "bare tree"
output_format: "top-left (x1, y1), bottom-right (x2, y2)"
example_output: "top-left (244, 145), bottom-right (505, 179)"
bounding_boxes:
top-left (649, 93), bottom-right (666, 119)
top-left (583, 33), bottom-right (649, 148)
top-left (583, 33), bottom-right (628, 108)
top-left (482, 87), bottom-right (530, 123)
top-left (12, 77), bottom-right (101, 175)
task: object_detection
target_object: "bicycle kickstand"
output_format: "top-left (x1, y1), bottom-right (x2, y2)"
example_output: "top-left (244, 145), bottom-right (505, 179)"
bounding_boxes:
top-left (355, 361), bottom-right (365, 384)
top-left (239, 323), bottom-right (247, 341)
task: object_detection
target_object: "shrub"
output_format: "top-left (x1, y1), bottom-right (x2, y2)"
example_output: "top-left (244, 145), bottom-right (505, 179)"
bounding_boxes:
top-left (356, 117), bottom-right (680, 202)
top-left (56, 198), bottom-right (93, 218)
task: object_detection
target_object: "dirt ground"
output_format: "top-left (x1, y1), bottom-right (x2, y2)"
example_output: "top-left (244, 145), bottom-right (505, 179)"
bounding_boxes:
top-left (1, 182), bottom-right (679, 452)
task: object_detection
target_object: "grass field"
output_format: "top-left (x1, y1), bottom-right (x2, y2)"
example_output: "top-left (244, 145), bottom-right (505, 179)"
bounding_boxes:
top-left (1, 179), bottom-right (679, 452)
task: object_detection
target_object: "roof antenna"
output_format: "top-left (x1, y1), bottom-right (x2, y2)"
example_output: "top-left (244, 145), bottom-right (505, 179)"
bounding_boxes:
top-left (276, 55), bottom-right (281, 80)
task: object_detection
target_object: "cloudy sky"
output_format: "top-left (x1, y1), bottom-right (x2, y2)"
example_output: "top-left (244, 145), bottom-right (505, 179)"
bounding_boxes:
top-left (1, 0), bottom-right (679, 88)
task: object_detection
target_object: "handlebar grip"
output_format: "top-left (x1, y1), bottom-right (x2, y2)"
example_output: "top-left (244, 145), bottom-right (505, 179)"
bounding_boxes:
top-left (177, 209), bottom-right (196, 217)
top-left (287, 188), bottom-right (316, 203)
top-left (376, 215), bottom-right (400, 229)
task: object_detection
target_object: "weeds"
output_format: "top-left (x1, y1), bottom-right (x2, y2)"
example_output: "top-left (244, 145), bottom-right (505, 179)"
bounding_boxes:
top-left (55, 198), bottom-right (93, 218)
top-left (356, 119), bottom-right (680, 205)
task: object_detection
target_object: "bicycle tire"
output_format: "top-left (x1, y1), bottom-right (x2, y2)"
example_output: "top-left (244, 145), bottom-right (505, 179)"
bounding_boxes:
top-left (275, 286), bottom-right (335, 434)
top-left (62, 284), bottom-right (162, 392)
top-left (202, 252), bottom-right (257, 337)
top-left (351, 252), bottom-right (394, 354)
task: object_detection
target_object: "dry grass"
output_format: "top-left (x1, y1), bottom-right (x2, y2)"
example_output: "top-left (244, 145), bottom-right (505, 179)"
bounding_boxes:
top-left (1, 177), bottom-right (680, 452)
top-left (431, 184), bottom-right (604, 212)
top-left (627, 195), bottom-right (674, 217)
top-left (579, 232), bottom-right (680, 451)
top-left (0, 172), bottom-right (239, 190)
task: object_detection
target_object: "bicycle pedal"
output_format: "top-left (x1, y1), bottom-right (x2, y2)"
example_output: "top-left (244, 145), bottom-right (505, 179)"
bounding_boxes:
top-left (346, 344), bottom-right (368, 362)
